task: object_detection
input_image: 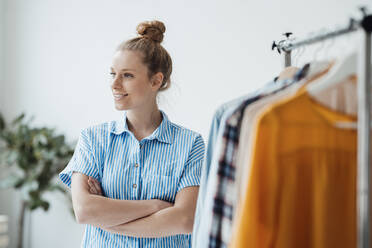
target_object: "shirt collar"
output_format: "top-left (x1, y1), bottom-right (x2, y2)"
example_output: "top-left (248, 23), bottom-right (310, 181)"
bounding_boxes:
top-left (110, 109), bottom-right (172, 144)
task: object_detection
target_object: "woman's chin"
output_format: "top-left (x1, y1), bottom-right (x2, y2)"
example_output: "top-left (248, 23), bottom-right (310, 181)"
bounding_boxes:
top-left (114, 103), bottom-right (129, 111)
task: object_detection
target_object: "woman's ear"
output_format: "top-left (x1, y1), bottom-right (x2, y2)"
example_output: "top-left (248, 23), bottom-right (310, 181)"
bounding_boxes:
top-left (151, 72), bottom-right (164, 91)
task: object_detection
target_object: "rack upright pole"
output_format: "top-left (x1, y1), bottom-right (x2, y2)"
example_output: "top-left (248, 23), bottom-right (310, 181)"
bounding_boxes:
top-left (357, 15), bottom-right (372, 248)
top-left (284, 51), bottom-right (292, 67)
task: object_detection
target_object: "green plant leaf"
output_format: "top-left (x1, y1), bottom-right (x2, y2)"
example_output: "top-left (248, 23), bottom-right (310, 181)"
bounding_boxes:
top-left (41, 200), bottom-right (50, 211)
top-left (48, 184), bottom-right (66, 193)
top-left (11, 113), bottom-right (25, 125)
top-left (14, 177), bottom-right (27, 188)
top-left (0, 113), bottom-right (5, 131)
top-left (0, 111), bottom-right (76, 215)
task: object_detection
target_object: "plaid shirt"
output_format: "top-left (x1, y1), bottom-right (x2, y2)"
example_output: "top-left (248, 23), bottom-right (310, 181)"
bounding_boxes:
top-left (207, 65), bottom-right (310, 248)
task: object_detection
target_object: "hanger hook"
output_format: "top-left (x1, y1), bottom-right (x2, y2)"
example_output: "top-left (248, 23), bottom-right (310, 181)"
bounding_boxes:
top-left (323, 29), bottom-right (335, 60)
top-left (294, 45), bottom-right (306, 67)
top-left (312, 29), bottom-right (327, 61)
top-left (292, 44), bottom-right (301, 66)
top-left (292, 47), bottom-right (299, 67)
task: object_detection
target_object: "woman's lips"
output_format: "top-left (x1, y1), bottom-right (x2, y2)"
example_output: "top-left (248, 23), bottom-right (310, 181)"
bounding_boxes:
top-left (113, 93), bottom-right (128, 100)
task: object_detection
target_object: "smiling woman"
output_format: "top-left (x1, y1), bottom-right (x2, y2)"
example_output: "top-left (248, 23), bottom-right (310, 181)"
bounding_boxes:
top-left (58, 20), bottom-right (205, 248)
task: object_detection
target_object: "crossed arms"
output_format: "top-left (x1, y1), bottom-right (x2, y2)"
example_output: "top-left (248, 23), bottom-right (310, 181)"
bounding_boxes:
top-left (70, 172), bottom-right (199, 238)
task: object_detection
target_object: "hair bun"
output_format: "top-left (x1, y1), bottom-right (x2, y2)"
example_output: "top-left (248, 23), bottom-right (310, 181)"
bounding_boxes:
top-left (136, 20), bottom-right (166, 43)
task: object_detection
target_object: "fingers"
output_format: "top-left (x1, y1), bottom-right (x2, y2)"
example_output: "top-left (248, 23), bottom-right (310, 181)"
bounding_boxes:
top-left (87, 179), bottom-right (97, 194)
top-left (92, 178), bottom-right (102, 195)
top-left (88, 177), bottom-right (102, 195)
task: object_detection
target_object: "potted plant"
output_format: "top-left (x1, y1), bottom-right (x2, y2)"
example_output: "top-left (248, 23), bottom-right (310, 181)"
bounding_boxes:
top-left (0, 112), bottom-right (75, 248)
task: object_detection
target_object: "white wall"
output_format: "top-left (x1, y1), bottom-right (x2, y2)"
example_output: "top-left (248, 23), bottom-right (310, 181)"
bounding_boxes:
top-left (0, 0), bottom-right (3, 109)
top-left (1, 0), bottom-right (371, 247)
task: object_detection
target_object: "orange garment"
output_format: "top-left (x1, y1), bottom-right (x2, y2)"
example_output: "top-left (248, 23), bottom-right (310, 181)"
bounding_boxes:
top-left (229, 81), bottom-right (366, 248)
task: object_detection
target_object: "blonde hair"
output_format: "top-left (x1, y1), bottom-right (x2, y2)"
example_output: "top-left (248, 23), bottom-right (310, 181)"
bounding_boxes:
top-left (116, 20), bottom-right (172, 92)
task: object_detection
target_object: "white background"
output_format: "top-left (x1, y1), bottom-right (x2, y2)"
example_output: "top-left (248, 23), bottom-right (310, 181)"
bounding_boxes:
top-left (0, 0), bottom-right (371, 247)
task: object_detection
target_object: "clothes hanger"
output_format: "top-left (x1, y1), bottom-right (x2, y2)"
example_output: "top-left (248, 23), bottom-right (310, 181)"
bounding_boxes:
top-left (306, 50), bottom-right (357, 96)
top-left (301, 21), bottom-right (360, 129)
top-left (312, 34), bottom-right (326, 62)
top-left (277, 66), bottom-right (300, 81)
top-left (307, 18), bottom-right (359, 96)
top-left (306, 50), bottom-right (358, 129)
top-left (276, 44), bottom-right (305, 81)
top-left (294, 45), bottom-right (306, 67)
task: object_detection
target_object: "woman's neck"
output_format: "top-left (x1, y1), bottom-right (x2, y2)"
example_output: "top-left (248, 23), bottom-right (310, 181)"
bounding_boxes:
top-left (126, 106), bottom-right (163, 139)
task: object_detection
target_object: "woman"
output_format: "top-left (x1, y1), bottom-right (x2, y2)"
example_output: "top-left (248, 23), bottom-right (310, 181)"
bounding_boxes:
top-left (59, 20), bottom-right (205, 247)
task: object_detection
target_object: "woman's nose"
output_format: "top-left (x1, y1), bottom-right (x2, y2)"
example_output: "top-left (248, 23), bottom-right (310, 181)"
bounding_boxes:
top-left (111, 76), bottom-right (122, 88)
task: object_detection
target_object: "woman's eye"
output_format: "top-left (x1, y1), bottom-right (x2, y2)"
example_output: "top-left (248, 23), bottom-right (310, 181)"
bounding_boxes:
top-left (122, 73), bottom-right (133, 78)
top-left (109, 72), bottom-right (133, 79)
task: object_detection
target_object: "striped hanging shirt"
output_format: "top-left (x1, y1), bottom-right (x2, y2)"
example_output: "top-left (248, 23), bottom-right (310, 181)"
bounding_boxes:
top-left (59, 109), bottom-right (205, 248)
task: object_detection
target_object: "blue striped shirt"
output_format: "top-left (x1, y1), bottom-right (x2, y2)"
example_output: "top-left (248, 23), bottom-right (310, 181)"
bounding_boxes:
top-left (59, 109), bottom-right (205, 248)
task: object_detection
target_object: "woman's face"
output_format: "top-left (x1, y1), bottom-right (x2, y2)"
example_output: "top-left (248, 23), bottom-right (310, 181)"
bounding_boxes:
top-left (110, 50), bottom-right (160, 111)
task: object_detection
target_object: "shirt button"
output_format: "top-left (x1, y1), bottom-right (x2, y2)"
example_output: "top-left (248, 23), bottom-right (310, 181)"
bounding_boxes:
top-left (135, 163), bottom-right (139, 168)
top-left (133, 184), bottom-right (137, 188)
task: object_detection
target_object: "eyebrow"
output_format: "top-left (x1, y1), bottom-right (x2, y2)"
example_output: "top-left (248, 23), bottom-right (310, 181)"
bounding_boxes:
top-left (110, 68), bottom-right (135, 72)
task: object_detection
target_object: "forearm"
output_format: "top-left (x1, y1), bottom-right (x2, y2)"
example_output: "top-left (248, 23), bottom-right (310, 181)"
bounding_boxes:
top-left (76, 194), bottom-right (159, 228)
top-left (100, 205), bottom-right (193, 238)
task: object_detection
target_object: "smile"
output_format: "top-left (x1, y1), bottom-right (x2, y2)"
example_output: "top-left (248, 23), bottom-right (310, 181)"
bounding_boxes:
top-left (113, 93), bottom-right (128, 100)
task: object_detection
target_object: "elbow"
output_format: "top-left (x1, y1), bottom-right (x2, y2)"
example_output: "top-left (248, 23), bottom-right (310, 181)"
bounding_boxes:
top-left (73, 200), bottom-right (92, 224)
top-left (74, 205), bottom-right (88, 224)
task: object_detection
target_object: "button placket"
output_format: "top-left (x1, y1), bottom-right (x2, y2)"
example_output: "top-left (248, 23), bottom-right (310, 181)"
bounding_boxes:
top-left (132, 142), bottom-right (142, 198)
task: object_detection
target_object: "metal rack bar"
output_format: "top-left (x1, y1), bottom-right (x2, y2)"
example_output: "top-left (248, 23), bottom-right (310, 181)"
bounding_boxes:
top-left (276, 19), bottom-right (359, 55)
top-left (274, 13), bottom-right (372, 248)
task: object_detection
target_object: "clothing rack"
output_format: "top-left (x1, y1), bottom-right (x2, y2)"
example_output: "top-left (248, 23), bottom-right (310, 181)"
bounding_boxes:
top-left (272, 9), bottom-right (372, 248)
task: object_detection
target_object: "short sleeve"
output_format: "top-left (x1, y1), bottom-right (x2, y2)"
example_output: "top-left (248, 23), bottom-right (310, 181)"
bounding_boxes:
top-left (59, 128), bottom-right (101, 188)
top-left (177, 134), bottom-right (205, 193)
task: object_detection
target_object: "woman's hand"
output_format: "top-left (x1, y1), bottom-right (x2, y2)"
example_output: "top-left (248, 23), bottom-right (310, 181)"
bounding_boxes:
top-left (87, 176), bottom-right (173, 211)
top-left (87, 176), bottom-right (103, 196)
